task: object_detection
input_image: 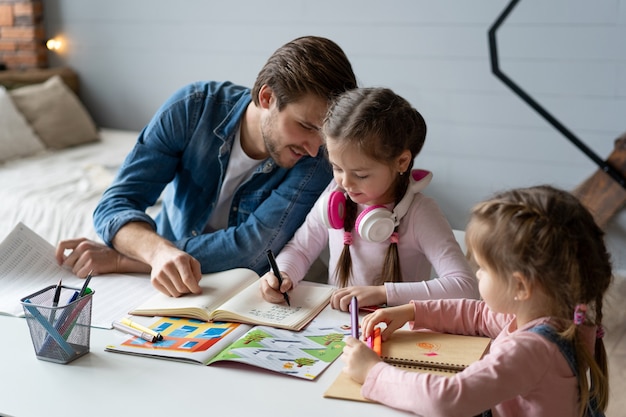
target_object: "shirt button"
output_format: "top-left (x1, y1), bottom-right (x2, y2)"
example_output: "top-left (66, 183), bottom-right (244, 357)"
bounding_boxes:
top-left (263, 161), bottom-right (274, 173)
top-left (191, 230), bottom-right (198, 236)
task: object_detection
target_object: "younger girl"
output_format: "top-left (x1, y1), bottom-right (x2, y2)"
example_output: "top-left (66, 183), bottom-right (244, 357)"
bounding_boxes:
top-left (260, 87), bottom-right (478, 310)
top-left (343, 185), bottom-right (611, 417)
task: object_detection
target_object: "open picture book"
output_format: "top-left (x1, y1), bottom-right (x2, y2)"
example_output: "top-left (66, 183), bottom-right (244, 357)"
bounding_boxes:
top-left (105, 316), bottom-right (349, 380)
top-left (324, 330), bottom-right (491, 402)
top-left (129, 268), bottom-right (334, 331)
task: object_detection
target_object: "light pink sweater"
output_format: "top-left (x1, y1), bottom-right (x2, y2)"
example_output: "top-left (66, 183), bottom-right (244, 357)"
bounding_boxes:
top-left (276, 182), bottom-right (479, 305)
top-left (362, 299), bottom-right (587, 417)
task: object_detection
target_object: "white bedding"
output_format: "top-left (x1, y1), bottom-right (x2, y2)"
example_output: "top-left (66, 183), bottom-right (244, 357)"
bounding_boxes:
top-left (0, 128), bottom-right (140, 245)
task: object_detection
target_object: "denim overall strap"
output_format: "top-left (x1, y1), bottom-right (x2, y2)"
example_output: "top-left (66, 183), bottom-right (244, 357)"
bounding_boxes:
top-left (481, 324), bottom-right (604, 417)
top-left (528, 324), bottom-right (605, 417)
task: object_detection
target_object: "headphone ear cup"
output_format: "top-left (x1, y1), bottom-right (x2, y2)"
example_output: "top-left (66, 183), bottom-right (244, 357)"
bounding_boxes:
top-left (355, 205), bottom-right (395, 243)
top-left (320, 191), bottom-right (346, 229)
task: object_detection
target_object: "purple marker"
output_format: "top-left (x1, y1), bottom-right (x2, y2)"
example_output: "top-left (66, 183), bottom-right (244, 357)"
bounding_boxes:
top-left (350, 296), bottom-right (359, 338)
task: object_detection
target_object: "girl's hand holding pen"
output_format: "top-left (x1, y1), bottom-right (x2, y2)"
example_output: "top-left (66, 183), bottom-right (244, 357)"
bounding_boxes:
top-left (260, 271), bottom-right (293, 304)
top-left (342, 336), bottom-right (381, 384)
top-left (330, 285), bottom-right (386, 312)
top-left (361, 304), bottom-right (415, 341)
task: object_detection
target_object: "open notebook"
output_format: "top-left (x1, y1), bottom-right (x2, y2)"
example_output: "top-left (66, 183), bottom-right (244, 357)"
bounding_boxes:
top-left (324, 330), bottom-right (491, 402)
top-left (129, 268), bottom-right (334, 331)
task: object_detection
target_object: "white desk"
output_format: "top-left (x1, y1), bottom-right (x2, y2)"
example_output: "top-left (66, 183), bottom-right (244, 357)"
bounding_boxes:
top-left (0, 309), bottom-right (412, 417)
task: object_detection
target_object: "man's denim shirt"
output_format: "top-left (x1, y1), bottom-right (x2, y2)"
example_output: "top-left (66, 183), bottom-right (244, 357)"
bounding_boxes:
top-left (94, 81), bottom-right (332, 275)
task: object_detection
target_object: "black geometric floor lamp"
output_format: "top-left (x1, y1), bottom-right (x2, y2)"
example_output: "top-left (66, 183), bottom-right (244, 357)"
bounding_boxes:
top-left (488, 0), bottom-right (626, 190)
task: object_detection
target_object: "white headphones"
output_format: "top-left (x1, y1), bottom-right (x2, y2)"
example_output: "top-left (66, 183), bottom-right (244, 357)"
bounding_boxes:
top-left (319, 169), bottom-right (433, 243)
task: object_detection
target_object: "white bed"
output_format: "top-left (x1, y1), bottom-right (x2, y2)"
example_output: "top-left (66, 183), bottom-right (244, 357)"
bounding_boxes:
top-left (0, 68), bottom-right (150, 246)
top-left (0, 128), bottom-right (139, 245)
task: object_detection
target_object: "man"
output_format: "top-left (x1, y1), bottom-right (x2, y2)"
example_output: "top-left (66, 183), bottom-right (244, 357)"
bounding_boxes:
top-left (56, 36), bottom-right (357, 297)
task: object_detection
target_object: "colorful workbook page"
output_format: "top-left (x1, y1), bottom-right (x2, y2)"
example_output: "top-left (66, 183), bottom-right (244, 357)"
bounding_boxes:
top-left (0, 222), bottom-right (154, 328)
top-left (324, 330), bottom-right (491, 402)
top-left (207, 324), bottom-right (347, 379)
top-left (129, 269), bottom-right (334, 331)
top-left (105, 316), bottom-right (349, 380)
top-left (106, 317), bottom-right (251, 364)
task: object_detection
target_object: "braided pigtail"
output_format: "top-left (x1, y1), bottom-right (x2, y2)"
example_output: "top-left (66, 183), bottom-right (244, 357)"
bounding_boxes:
top-left (334, 198), bottom-right (357, 287)
top-left (379, 172), bottom-right (410, 284)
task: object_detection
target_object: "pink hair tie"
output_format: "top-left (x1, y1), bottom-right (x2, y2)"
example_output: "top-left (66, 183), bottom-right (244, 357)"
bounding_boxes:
top-left (574, 304), bottom-right (587, 325)
top-left (343, 231), bottom-right (353, 246)
top-left (596, 325), bottom-right (605, 339)
top-left (389, 232), bottom-right (399, 244)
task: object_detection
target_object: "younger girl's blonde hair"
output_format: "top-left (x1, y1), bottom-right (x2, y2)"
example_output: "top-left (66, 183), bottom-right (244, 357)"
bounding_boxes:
top-left (466, 185), bottom-right (612, 416)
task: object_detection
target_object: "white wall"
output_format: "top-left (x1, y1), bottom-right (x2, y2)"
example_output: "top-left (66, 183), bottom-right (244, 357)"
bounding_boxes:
top-left (42, 0), bottom-right (626, 269)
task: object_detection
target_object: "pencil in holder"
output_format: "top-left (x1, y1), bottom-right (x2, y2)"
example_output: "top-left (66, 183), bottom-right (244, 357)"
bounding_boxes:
top-left (20, 284), bottom-right (94, 364)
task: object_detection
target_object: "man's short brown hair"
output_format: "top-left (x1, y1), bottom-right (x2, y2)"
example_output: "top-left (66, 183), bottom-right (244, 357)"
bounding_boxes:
top-left (251, 36), bottom-right (357, 109)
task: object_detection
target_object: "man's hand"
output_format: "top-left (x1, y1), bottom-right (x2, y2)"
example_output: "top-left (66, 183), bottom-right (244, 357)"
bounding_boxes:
top-left (56, 238), bottom-right (150, 277)
top-left (148, 244), bottom-right (203, 297)
top-left (108, 221), bottom-right (202, 297)
top-left (57, 229), bottom-right (203, 297)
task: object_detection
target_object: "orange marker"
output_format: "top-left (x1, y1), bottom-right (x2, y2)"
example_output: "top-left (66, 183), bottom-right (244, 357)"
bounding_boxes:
top-left (372, 327), bottom-right (382, 356)
top-left (367, 327), bottom-right (382, 356)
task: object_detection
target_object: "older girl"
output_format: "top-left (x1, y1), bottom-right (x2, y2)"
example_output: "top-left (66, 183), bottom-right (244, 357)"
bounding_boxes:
top-left (261, 87), bottom-right (478, 310)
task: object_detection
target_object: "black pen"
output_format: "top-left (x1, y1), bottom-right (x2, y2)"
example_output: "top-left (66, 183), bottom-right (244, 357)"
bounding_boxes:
top-left (266, 249), bottom-right (290, 306)
top-left (50, 278), bottom-right (63, 324)
top-left (79, 269), bottom-right (93, 297)
top-left (52, 278), bottom-right (63, 307)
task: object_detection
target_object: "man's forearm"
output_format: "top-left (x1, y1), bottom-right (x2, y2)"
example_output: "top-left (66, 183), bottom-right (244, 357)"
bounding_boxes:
top-left (113, 221), bottom-right (203, 296)
top-left (111, 221), bottom-right (175, 267)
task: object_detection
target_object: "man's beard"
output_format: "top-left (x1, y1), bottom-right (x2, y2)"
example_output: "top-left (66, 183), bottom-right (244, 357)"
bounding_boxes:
top-left (261, 127), bottom-right (286, 168)
top-left (261, 111), bottom-right (294, 169)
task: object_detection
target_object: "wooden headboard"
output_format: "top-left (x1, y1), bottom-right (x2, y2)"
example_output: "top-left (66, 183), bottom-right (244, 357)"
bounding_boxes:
top-left (0, 67), bottom-right (79, 94)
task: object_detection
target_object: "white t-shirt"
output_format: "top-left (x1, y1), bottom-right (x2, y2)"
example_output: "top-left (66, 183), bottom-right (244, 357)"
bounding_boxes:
top-left (205, 129), bottom-right (261, 231)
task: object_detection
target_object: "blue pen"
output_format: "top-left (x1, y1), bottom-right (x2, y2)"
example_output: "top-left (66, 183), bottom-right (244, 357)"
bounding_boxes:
top-left (60, 294), bottom-right (92, 339)
top-left (68, 291), bottom-right (79, 304)
top-left (54, 290), bottom-right (79, 336)
top-left (350, 296), bottom-right (359, 339)
top-left (37, 288), bottom-right (81, 354)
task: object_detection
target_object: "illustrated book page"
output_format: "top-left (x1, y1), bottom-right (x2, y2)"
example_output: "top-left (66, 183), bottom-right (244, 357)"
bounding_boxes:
top-left (129, 269), bottom-right (334, 331)
top-left (0, 222), bottom-right (154, 328)
top-left (105, 316), bottom-right (350, 380)
top-left (324, 330), bottom-right (491, 402)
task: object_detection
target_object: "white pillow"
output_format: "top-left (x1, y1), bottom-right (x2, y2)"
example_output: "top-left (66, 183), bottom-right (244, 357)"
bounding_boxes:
top-left (9, 75), bottom-right (99, 149)
top-left (0, 86), bottom-right (46, 163)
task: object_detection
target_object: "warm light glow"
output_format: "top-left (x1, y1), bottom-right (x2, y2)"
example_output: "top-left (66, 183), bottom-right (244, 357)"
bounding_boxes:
top-left (46, 38), bottom-right (63, 51)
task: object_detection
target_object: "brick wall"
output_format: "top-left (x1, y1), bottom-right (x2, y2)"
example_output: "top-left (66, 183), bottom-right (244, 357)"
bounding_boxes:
top-left (0, 0), bottom-right (46, 70)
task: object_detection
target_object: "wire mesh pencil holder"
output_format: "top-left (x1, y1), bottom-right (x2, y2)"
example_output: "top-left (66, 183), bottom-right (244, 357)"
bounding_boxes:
top-left (20, 284), bottom-right (94, 364)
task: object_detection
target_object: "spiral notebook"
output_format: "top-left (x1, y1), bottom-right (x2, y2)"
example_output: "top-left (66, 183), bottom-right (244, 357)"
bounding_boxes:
top-left (324, 330), bottom-right (491, 403)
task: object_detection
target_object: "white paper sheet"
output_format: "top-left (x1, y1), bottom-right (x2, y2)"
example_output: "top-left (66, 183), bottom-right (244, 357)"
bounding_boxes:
top-left (0, 222), bottom-right (155, 328)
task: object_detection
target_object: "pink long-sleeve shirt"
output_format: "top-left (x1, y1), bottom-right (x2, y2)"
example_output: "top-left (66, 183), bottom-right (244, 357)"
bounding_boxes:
top-left (276, 182), bottom-right (479, 305)
top-left (362, 299), bottom-right (592, 417)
